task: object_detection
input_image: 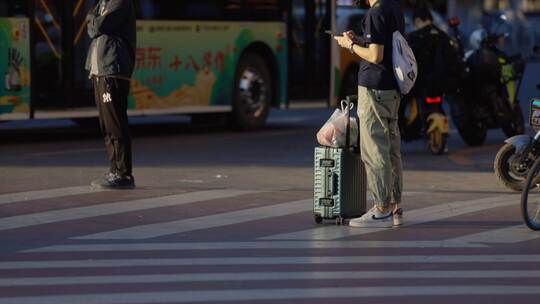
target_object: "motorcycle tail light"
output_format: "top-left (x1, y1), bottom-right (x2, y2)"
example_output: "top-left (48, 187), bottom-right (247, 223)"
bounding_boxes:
top-left (448, 17), bottom-right (461, 26)
top-left (426, 96), bottom-right (442, 104)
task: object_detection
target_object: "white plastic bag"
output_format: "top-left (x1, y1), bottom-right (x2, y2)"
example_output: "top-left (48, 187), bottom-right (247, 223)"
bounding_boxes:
top-left (317, 100), bottom-right (355, 148)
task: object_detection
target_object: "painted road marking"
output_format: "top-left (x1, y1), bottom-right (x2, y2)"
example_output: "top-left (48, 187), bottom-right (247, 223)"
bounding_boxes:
top-left (261, 194), bottom-right (520, 240)
top-left (0, 189), bottom-right (260, 231)
top-left (0, 186), bottom-right (104, 206)
top-left (73, 191), bottom-right (448, 240)
top-left (26, 240), bottom-right (486, 253)
top-left (2, 270), bottom-right (540, 287)
top-left (74, 199), bottom-right (312, 239)
top-left (446, 224), bottom-right (540, 243)
top-left (1, 255), bottom-right (540, 269)
top-left (0, 286), bottom-right (539, 304)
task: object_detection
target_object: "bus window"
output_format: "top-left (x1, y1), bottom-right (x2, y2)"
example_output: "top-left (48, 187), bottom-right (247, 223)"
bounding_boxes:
top-left (0, 2), bottom-right (7, 16)
top-left (32, 0), bottom-right (63, 109)
top-left (289, 0), bottom-right (331, 99)
top-left (225, 0), bottom-right (283, 21)
top-left (0, 0), bottom-right (28, 17)
top-left (138, 0), bottom-right (223, 20)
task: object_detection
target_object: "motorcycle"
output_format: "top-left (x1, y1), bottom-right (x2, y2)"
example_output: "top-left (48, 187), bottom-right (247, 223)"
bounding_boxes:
top-left (399, 25), bottom-right (452, 155)
top-left (447, 15), bottom-right (526, 147)
top-left (494, 45), bottom-right (540, 191)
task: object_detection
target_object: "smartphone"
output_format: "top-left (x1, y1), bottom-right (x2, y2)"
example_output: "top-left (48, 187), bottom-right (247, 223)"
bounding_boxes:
top-left (325, 30), bottom-right (342, 37)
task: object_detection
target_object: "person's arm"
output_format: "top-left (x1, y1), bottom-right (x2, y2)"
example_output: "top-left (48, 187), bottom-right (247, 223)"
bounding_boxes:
top-left (87, 0), bottom-right (131, 38)
top-left (335, 8), bottom-right (388, 65)
top-left (334, 35), bottom-right (384, 64)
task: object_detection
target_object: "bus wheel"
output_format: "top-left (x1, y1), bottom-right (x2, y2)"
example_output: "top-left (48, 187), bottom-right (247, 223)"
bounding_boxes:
top-left (232, 53), bottom-right (272, 130)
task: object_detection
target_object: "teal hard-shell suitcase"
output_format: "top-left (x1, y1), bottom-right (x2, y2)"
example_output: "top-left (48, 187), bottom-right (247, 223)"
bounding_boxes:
top-left (313, 146), bottom-right (367, 225)
top-left (313, 96), bottom-right (367, 225)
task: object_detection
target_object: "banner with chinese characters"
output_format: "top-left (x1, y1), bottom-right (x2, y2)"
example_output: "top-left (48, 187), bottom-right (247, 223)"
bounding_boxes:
top-left (0, 18), bottom-right (31, 117)
top-left (130, 21), bottom-right (287, 110)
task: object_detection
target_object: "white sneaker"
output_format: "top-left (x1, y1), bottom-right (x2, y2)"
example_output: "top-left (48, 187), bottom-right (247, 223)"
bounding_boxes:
top-left (349, 207), bottom-right (393, 228)
top-left (393, 208), bottom-right (404, 227)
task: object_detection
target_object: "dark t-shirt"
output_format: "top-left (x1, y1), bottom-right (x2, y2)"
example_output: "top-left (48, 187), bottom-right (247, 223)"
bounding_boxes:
top-left (357, 0), bottom-right (405, 90)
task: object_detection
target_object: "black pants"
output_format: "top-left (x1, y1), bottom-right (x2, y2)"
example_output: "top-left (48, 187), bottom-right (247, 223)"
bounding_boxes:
top-left (93, 76), bottom-right (132, 177)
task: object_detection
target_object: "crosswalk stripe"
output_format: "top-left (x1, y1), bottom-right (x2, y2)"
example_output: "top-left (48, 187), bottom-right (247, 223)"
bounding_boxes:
top-left (69, 191), bottom-right (424, 240)
top-left (446, 225), bottom-right (540, 243)
top-left (2, 270), bottom-right (540, 287)
top-left (1, 255), bottom-right (540, 269)
top-left (0, 186), bottom-right (104, 206)
top-left (261, 194), bottom-right (520, 240)
top-left (74, 199), bottom-right (312, 239)
top-left (25, 240), bottom-right (486, 253)
top-left (72, 192), bottom-right (500, 240)
top-left (0, 286), bottom-right (539, 303)
top-left (0, 189), bottom-right (260, 231)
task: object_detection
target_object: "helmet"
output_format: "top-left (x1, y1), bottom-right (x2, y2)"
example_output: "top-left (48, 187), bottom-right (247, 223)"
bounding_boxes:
top-left (469, 29), bottom-right (487, 50)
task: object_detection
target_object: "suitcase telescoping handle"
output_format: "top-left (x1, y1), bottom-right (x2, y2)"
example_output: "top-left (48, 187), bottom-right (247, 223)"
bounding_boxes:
top-left (344, 95), bottom-right (358, 149)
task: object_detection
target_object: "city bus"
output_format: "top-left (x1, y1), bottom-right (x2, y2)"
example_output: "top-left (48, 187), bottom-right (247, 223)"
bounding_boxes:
top-left (0, 0), bottom-right (333, 129)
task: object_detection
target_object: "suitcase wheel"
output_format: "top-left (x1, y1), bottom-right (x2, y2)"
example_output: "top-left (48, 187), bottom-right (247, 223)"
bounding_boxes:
top-left (314, 215), bottom-right (323, 224)
top-left (335, 217), bottom-right (347, 225)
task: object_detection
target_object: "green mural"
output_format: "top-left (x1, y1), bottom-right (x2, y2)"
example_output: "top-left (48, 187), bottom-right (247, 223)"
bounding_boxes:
top-left (130, 21), bottom-right (287, 110)
top-left (0, 18), bottom-right (31, 116)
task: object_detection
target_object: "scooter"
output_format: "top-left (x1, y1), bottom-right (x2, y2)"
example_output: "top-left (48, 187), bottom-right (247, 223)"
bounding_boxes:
top-left (494, 45), bottom-right (540, 191)
top-left (447, 15), bottom-right (526, 147)
top-left (399, 92), bottom-right (449, 155)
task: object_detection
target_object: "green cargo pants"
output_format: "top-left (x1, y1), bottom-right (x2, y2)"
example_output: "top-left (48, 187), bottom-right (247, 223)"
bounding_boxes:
top-left (357, 86), bottom-right (403, 208)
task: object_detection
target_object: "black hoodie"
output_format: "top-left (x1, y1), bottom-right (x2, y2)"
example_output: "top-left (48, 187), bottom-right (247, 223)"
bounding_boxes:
top-left (85, 0), bottom-right (136, 78)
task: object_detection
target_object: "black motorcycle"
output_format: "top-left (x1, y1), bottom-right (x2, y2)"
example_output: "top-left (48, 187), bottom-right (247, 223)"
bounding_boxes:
top-left (494, 45), bottom-right (540, 191)
top-left (447, 16), bottom-right (526, 147)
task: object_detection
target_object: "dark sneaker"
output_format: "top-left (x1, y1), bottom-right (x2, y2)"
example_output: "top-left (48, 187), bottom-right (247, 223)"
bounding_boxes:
top-left (91, 173), bottom-right (135, 189)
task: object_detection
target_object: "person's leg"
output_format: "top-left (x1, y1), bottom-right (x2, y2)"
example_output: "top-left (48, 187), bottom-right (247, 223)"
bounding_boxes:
top-left (107, 78), bottom-right (132, 177)
top-left (389, 97), bottom-right (403, 207)
top-left (93, 77), bottom-right (116, 174)
top-left (351, 87), bottom-right (401, 228)
top-left (388, 96), bottom-right (404, 226)
top-left (92, 77), bottom-right (134, 189)
top-left (357, 86), bottom-right (394, 210)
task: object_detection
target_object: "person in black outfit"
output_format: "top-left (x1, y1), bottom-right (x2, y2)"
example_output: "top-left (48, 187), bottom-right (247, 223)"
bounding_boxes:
top-left (86, 0), bottom-right (136, 189)
top-left (407, 7), bottom-right (461, 119)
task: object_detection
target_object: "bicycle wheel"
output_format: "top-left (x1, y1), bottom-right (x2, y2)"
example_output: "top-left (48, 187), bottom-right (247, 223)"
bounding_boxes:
top-left (521, 157), bottom-right (540, 230)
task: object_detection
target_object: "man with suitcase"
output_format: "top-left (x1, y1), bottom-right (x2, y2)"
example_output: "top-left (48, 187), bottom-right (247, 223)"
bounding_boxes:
top-left (87, 0), bottom-right (137, 189)
top-left (334, 0), bottom-right (404, 228)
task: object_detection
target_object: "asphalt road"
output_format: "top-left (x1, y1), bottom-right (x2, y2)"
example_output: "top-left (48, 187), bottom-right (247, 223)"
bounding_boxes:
top-left (0, 106), bottom-right (539, 304)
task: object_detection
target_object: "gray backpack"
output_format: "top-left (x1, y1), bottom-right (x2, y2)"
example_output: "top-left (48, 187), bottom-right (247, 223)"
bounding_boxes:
top-left (392, 31), bottom-right (418, 95)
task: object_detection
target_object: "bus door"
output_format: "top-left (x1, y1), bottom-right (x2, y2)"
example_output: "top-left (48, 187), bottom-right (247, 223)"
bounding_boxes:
top-left (0, 0), bottom-right (31, 120)
top-left (289, 0), bottom-right (331, 100)
top-left (32, 0), bottom-right (95, 112)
